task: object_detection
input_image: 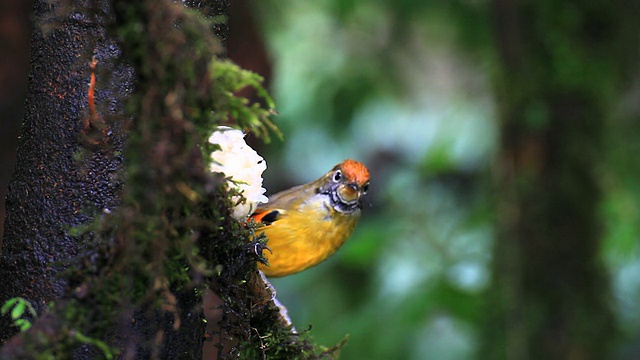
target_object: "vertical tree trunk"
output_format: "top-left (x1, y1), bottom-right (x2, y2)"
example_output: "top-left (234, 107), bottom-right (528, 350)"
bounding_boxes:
top-left (0, 0), bottom-right (128, 342)
top-left (484, 0), bottom-right (640, 358)
top-left (0, 1), bottom-right (228, 358)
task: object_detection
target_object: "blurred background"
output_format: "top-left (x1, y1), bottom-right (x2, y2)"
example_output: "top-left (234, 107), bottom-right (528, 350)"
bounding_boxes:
top-left (2, 0), bottom-right (640, 359)
top-left (226, 1), bottom-right (640, 359)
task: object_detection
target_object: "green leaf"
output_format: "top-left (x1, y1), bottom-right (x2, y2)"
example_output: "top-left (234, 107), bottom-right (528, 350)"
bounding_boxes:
top-left (1, 298), bottom-right (18, 315)
top-left (11, 301), bottom-right (25, 320)
top-left (15, 319), bottom-right (32, 332)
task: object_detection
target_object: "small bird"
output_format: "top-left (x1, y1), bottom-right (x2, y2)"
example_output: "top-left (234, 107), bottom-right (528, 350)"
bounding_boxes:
top-left (251, 159), bottom-right (370, 277)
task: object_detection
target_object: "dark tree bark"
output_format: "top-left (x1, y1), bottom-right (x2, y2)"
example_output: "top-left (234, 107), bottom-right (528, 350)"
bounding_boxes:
top-left (484, 0), bottom-right (640, 359)
top-left (0, 0), bottom-right (32, 245)
top-left (0, 0), bottom-right (128, 341)
top-left (0, 1), bottom-right (225, 358)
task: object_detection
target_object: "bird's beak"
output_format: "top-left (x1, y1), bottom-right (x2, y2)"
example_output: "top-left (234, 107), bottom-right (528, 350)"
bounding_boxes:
top-left (337, 183), bottom-right (361, 204)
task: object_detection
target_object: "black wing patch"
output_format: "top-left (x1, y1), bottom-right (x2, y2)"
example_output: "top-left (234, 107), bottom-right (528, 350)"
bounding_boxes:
top-left (260, 210), bottom-right (281, 225)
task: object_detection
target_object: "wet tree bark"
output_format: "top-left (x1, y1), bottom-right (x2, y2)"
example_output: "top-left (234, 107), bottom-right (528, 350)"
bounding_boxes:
top-left (0, 0), bottom-right (128, 342)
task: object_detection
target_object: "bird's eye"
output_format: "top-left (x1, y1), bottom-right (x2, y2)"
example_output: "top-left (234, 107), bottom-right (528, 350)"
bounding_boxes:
top-left (362, 182), bottom-right (370, 194)
top-left (333, 170), bottom-right (342, 182)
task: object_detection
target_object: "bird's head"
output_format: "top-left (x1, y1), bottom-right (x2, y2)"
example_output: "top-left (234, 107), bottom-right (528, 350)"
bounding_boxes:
top-left (319, 159), bottom-right (370, 213)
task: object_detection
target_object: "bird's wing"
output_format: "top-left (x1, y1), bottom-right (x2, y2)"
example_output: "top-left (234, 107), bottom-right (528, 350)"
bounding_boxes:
top-left (250, 181), bottom-right (317, 225)
top-left (250, 208), bottom-right (285, 225)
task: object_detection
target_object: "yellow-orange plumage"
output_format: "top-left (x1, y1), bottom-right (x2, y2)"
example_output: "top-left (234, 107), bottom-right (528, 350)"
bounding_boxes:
top-left (251, 159), bottom-right (370, 277)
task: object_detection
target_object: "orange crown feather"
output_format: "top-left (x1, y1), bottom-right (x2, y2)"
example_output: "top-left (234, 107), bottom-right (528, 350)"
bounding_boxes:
top-left (340, 159), bottom-right (370, 186)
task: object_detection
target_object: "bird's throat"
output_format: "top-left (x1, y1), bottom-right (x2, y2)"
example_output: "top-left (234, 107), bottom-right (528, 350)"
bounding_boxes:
top-left (329, 189), bottom-right (360, 214)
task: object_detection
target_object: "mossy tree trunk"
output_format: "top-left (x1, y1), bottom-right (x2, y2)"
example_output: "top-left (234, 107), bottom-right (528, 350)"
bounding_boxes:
top-left (0, 1), bottom-right (329, 359)
top-left (0, 0), bottom-right (221, 358)
top-left (484, 0), bottom-right (640, 359)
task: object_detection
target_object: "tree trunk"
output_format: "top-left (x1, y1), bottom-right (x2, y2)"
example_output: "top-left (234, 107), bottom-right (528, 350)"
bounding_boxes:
top-left (0, 1), bottom-right (226, 358)
top-left (0, 0), bottom-right (128, 341)
top-left (484, 0), bottom-right (640, 358)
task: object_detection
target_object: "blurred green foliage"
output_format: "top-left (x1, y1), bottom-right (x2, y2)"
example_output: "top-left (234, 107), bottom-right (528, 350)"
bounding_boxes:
top-left (246, 0), bottom-right (640, 359)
